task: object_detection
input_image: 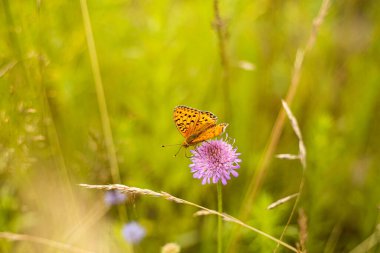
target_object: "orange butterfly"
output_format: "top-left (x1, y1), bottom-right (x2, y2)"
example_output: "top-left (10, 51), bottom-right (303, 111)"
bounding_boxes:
top-left (174, 105), bottom-right (228, 148)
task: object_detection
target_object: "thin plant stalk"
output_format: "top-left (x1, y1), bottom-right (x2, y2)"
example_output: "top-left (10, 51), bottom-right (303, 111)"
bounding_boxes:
top-left (273, 100), bottom-right (307, 252)
top-left (213, 0), bottom-right (231, 119)
top-left (79, 0), bottom-right (126, 223)
top-left (1, 0), bottom-right (30, 86)
top-left (217, 182), bottom-right (223, 253)
top-left (227, 0), bottom-right (331, 251)
top-left (79, 0), bottom-right (122, 185)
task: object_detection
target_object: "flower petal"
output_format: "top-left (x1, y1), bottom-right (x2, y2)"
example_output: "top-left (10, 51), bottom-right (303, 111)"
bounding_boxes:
top-left (189, 139), bottom-right (242, 185)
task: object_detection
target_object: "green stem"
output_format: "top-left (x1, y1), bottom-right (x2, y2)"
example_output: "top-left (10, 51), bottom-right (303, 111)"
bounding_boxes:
top-left (217, 182), bottom-right (223, 253)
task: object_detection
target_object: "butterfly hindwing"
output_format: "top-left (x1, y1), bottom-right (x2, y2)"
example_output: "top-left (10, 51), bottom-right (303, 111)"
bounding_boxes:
top-left (196, 110), bottom-right (218, 127)
top-left (190, 123), bottom-right (229, 145)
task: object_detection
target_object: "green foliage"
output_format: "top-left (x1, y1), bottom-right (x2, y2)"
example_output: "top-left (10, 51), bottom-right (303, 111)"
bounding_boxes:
top-left (1, 0), bottom-right (380, 252)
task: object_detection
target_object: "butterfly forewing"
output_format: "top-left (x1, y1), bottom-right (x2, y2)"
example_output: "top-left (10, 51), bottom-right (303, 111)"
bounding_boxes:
top-left (174, 106), bottom-right (201, 138)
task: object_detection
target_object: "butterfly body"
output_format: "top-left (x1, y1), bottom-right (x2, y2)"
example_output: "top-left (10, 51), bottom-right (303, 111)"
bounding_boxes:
top-left (174, 105), bottom-right (228, 147)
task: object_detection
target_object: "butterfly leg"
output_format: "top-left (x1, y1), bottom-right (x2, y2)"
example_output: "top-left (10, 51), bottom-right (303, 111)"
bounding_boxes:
top-left (173, 146), bottom-right (183, 157)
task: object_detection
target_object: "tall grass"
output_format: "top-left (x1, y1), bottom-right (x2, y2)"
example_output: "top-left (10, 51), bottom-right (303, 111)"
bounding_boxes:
top-left (1, 0), bottom-right (380, 252)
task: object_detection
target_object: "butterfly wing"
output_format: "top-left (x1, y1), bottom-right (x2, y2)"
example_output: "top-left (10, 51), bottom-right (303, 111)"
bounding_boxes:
top-left (189, 123), bottom-right (229, 145)
top-left (174, 105), bottom-right (218, 136)
top-left (194, 109), bottom-right (218, 131)
top-left (174, 106), bottom-right (201, 138)
top-left (174, 105), bottom-right (224, 146)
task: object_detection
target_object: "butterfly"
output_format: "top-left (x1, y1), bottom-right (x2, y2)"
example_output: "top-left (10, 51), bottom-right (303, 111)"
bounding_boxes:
top-left (174, 105), bottom-right (228, 148)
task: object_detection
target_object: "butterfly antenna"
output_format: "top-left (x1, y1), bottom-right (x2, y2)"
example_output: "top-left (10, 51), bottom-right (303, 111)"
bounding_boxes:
top-left (161, 144), bottom-right (181, 148)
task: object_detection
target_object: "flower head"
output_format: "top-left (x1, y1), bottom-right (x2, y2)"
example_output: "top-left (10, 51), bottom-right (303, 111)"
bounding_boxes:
top-left (189, 139), bottom-right (241, 185)
top-left (161, 242), bottom-right (181, 253)
top-left (122, 221), bottom-right (146, 244)
top-left (104, 190), bottom-right (127, 206)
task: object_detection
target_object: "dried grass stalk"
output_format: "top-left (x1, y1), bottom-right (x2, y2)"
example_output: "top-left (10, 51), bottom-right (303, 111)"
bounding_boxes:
top-left (267, 193), bottom-right (299, 210)
top-left (80, 184), bottom-right (298, 253)
top-left (0, 232), bottom-right (94, 253)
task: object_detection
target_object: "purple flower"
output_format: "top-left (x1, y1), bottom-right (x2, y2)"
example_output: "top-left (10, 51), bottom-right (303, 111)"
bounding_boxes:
top-left (122, 221), bottom-right (146, 244)
top-left (190, 139), bottom-right (241, 185)
top-left (104, 190), bottom-right (127, 206)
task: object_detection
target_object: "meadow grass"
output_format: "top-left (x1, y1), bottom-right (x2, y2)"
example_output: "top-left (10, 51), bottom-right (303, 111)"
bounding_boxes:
top-left (1, 0), bottom-right (380, 252)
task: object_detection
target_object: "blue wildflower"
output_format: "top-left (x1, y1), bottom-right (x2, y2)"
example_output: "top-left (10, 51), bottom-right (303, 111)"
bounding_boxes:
top-left (122, 221), bottom-right (146, 244)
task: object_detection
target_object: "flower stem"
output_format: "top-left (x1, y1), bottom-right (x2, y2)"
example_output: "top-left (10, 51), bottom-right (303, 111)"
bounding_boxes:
top-left (217, 182), bottom-right (223, 253)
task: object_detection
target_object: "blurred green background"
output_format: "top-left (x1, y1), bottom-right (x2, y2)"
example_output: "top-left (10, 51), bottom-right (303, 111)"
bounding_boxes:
top-left (1, 0), bottom-right (380, 252)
